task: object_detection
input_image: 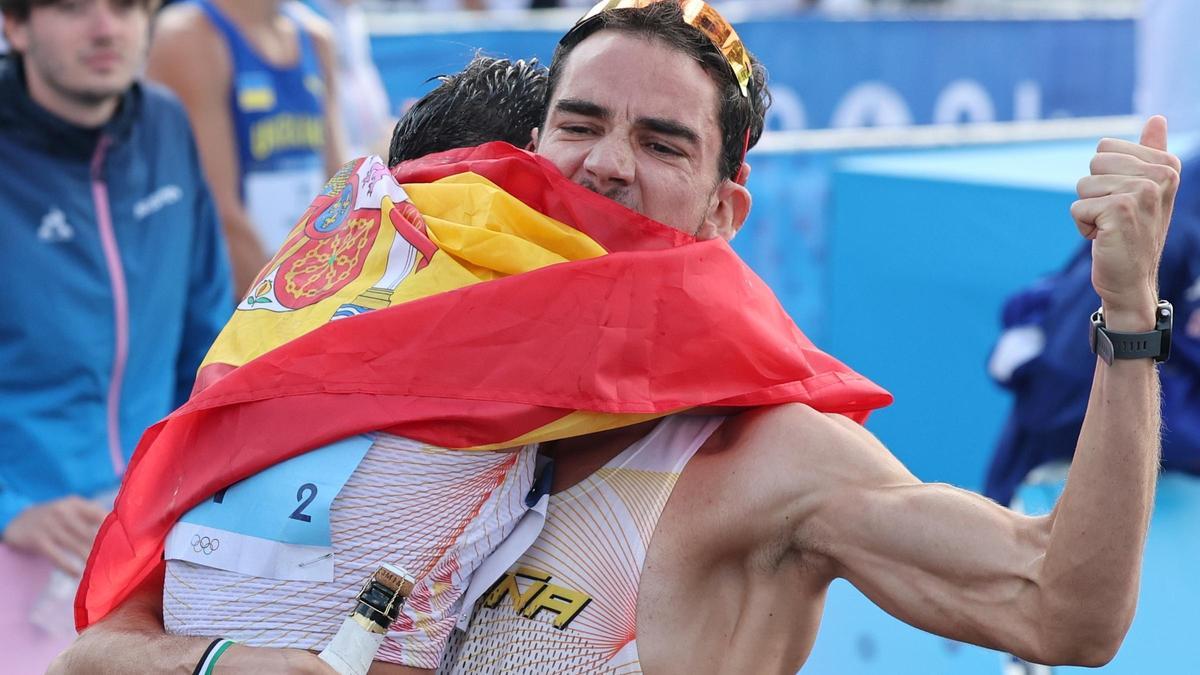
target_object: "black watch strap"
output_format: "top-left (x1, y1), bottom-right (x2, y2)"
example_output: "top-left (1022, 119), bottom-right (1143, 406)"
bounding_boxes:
top-left (1089, 300), bottom-right (1173, 365)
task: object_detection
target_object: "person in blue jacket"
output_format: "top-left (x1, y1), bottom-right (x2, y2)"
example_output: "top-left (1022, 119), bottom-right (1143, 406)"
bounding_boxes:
top-left (985, 154), bottom-right (1200, 506)
top-left (0, 0), bottom-right (231, 668)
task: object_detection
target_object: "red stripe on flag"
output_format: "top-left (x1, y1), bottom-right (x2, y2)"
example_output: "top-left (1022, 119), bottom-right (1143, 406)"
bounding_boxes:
top-left (76, 149), bottom-right (892, 630)
top-left (75, 394), bottom-right (567, 629)
top-left (173, 240), bottom-right (888, 417)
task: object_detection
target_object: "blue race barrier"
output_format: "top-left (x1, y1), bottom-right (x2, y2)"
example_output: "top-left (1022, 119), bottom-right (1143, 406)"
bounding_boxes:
top-left (1007, 471), bottom-right (1200, 674)
top-left (370, 16), bottom-right (1134, 131)
top-left (827, 139), bottom-right (1092, 489)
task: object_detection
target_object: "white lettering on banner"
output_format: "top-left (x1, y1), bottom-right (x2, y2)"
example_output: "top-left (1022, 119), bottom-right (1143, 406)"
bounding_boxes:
top-left (762, 81), bottom-right (1052, 132)
top-left (933, 79), bottom-right (996, 125)
top-left (764, 84), bottom-right (807, 131)
top-left (1014, 80), bottom-right (1043, 121)
top-left (831, 81), bottom-right (913, 128)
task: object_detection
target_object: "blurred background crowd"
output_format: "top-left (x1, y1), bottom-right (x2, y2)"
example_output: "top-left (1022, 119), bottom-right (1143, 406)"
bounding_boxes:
top-left (2, 0), bottom-right (1198, 673)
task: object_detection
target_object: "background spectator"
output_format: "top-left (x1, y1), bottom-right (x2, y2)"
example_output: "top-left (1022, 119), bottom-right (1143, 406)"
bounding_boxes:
top-left (0, 0), bottom-right (231, 672)
top-left (147, 0), bottom-right (347, 295)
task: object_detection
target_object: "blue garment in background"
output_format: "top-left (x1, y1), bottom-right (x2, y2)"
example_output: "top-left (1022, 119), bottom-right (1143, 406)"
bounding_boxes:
top-left (0, 55), bottom-right (232, 532)
top-left (985, 156), bottom-right (1200, 505)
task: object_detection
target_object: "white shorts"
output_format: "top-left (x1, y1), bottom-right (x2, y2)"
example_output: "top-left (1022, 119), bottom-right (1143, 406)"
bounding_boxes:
top-left (164, 434), bottom-right (536, 669)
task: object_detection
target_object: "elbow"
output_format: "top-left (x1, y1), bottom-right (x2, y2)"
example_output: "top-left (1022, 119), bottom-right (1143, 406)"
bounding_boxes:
top-left (1024, 547), bottom-right (1138, 667)
top-left (1039, 636), bottom-right (1123, 668)
top-left (1032, 606), bottom-right (1133, 667)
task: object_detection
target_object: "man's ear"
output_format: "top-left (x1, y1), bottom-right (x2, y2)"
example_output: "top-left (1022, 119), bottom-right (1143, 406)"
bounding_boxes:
top-left (3, 14), bottom-right (30, 54)
top-left (527, 127), bottom-right (540, 152)
top-left (696, 177), bottom-right (751, 241)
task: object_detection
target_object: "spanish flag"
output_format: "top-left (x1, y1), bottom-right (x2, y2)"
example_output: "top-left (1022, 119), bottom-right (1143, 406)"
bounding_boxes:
top-left (76, 143), bottom-right (891, 629)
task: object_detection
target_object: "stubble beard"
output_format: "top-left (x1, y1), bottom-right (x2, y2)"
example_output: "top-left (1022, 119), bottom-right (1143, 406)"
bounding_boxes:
top-left (577, 178), bottom-right (635, 212)
top-left (577, 178), bottom-right (713, 237)
top-left (27, 43), bottom-right (131, 118)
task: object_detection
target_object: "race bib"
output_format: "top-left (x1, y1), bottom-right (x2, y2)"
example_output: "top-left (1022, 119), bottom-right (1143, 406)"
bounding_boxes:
top-left (164, 434), bottom-right (373, 582)
top-left (245, 164), bottom-right (326, 253)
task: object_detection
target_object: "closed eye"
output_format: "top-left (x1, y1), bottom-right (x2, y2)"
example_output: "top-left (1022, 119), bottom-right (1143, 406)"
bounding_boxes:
top-left (646, 141), bottom-right (683, 156)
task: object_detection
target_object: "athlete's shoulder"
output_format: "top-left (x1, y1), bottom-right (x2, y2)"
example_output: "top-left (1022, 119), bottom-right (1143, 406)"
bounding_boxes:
top-left (712, 403), bottom-right (863, 460)
top-left (147, 4), bottom-right (232, 94)
top-left (656, 405), bottom-right (857, 566)
top-left (154, 2), bottom-right (217, 38)
top-left (150, 2), bottom-right (228, 61)
top-left (695, 403), bottom-right (901, 513)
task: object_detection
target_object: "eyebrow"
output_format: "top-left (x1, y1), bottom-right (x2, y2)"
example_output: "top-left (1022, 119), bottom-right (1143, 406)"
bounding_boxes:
top-left (554, 98), bottom-right (610, 120)
top-left (635, 116), bottom-right (701, 147)
top-left (554, 98), bottom-right (702, 148)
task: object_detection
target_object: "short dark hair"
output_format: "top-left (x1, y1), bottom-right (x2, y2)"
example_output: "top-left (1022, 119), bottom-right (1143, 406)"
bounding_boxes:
top-left (0, 0), bottom-right (162, 22)
top-left (547, 1), bottom-right (770, 182)
top-left (388, 55), bottom-right (549, 167)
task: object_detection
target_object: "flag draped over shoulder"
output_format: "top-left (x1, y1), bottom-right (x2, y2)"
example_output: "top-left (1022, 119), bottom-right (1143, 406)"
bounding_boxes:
top-left (76, 142), bottom-right (892, 629)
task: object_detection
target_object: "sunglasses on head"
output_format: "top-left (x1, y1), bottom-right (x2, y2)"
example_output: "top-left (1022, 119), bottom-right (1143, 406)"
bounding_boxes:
top-left (561, 0), bottom-right (752, 99)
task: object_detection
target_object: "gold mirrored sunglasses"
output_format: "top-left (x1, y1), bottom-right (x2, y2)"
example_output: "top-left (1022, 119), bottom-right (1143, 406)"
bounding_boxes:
top-left (561, 0), bottom-right (752, 98)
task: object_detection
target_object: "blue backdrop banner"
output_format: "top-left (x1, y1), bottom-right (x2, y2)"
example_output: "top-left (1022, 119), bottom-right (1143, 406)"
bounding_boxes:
top-left (370, 16), bottom-right (1134, 131)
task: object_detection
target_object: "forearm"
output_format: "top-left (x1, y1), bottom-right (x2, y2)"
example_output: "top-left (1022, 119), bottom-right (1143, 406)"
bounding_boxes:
top-left (57, 630), bottom-right (323, 675)
top-left (51, 582), bottom-right (201, 674)
top-left (51, 581), bottom-right (329, 674)
top-left (57, 624), bottom-right (209, 674)
top-left (1040, 305), bottom-right (1160, 653)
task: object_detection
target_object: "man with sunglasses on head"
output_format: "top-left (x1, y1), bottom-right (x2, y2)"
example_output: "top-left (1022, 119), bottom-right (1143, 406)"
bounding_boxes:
top-left (55, 0), bottom-right (1180, 673)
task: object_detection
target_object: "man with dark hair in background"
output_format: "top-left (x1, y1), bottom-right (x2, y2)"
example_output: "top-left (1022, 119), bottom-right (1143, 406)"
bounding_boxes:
top-left (0, 1), bottom-right (231, 672)
top-left (56, 1), bottom-right (1180, 673)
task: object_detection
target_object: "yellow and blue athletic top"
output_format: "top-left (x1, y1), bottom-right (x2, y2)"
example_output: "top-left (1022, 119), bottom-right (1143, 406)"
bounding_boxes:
top-left (194, 0), bottom-right (328, 251)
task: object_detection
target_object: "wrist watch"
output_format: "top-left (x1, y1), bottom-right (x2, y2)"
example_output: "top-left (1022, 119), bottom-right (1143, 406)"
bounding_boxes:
top-left (1089, 300), bottom-right (1173, 365)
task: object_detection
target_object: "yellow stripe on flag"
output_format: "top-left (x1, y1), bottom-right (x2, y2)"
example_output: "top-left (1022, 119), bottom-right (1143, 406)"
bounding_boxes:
top-left (465, 410), bottom-right (674, 451)
top-left (200, 164), bottom-right (607, 374)
top-left (403, 172), bottom-right (607, 276)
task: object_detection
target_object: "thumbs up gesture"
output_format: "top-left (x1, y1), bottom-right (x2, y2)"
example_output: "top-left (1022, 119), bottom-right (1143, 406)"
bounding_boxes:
top-left (1072, 115), bottom-right (1181, 330)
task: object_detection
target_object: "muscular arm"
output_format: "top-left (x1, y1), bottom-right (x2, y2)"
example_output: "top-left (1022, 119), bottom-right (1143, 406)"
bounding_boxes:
top-left (777, 119), bottom-right (1178, 667)
top-left (785, 397), bottom-right (1151, 666)
top-left (49, 574), bottom-right (330, 674)
top-left (146, 6), bottom-right (268, 296)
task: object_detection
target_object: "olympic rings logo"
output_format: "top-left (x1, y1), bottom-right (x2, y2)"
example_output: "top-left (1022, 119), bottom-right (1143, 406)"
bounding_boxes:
top-left (191, 534), bottom-right (220, 555)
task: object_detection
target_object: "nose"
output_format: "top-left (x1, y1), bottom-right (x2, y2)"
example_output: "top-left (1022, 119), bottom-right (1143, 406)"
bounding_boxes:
top-left (89, 1), bottom-right (123, 39)
top-left (581, 133), bottom-right (635, 191)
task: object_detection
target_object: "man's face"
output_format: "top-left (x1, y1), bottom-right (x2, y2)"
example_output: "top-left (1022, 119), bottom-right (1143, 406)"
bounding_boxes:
top-left (534, 30), bottom-right (747, 239)
top-left (7, 0), bottom-right (149, 108)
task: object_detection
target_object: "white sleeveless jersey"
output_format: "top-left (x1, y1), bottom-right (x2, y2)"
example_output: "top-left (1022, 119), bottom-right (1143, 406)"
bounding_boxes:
top-left (439, 414), bottom-right (724, 674)
top-left (164, 434), bottom-right (536, 669)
